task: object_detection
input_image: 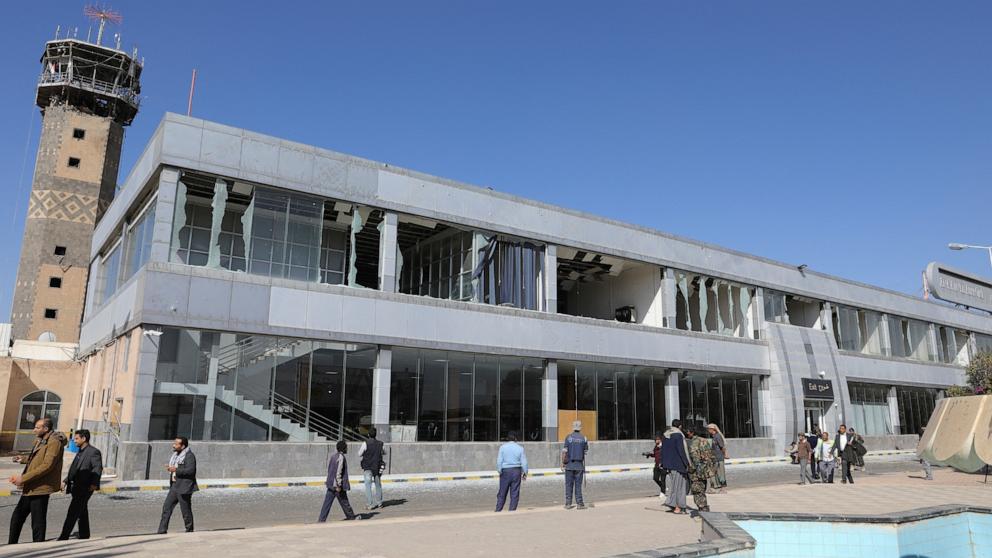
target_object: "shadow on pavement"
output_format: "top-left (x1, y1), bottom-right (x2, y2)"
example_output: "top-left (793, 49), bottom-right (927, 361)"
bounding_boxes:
top-left (1, 539), bottom-right (143, 558)
top-left (380, 498), bottom-right (407, 509)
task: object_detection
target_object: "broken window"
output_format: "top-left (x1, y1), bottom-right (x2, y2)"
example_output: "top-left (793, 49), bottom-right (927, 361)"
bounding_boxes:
top-left (397, 216), bottom-right (539, 309)
top-left (832, 304), bottom-right (862, 352)
top-left (763, 290), bottom-right (788, 324)
top-left (674, 271), bottom-right (755, 338)
top-left (169, 170), bottom-right (381, 288)
top-left (857, 309), bottom-right (884, 356)
top-left (557, 249), bottom-right (661, 325)
top-left (903, 318), bottom-right (934, 362)
top-left (397, 216), bottom-right (475, 302)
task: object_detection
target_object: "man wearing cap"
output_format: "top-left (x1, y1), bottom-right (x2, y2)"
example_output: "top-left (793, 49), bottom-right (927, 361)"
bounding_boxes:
top-left (561, 420), bottom-right (589, 510)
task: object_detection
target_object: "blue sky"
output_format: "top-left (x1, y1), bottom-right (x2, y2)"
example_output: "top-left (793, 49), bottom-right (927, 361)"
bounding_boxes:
top-left (2, 1), bottom-right (991, 318)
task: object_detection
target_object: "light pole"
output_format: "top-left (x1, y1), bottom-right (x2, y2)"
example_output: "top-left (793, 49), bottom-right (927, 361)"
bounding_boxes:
top-left (948, 243), bottom-right (992, 270)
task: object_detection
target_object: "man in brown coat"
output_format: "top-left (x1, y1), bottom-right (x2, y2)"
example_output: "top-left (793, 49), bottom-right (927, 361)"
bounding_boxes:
top-left (7, 418), bottom-right (66, 544)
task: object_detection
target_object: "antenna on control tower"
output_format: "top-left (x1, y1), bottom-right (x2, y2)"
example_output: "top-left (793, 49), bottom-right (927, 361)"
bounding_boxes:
top-left (83, 5), bottom-right (123, 47)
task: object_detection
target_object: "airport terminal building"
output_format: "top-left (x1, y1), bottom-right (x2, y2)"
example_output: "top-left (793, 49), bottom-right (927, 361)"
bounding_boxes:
top-left (77, 113), bottom-right (992, 479)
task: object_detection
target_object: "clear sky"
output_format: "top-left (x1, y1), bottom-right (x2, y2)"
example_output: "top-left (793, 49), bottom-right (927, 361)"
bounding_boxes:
top-left (2, 1), bottom-right (991, 319)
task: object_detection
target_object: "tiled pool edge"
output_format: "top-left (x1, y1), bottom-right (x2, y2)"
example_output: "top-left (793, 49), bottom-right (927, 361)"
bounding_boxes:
top-left (611, 505), bottom-right (992, 558)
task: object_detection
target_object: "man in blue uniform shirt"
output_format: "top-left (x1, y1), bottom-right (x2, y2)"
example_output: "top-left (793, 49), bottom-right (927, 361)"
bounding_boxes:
top-left (562, 421), bottom-right (589, 510)
top-left (495, 431), bottom-right (527, 512)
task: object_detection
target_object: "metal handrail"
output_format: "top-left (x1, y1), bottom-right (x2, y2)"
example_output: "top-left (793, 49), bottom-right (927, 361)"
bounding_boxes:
top-left (37, 72), bottom-right (139, 104)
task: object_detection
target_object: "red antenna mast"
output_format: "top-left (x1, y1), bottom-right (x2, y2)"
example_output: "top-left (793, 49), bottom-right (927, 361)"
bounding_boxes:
top-left (84, 5), bottom-right (123, 46)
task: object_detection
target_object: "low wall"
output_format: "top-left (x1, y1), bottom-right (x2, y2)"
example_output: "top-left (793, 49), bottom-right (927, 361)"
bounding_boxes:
top-left (863, 434), bottom-right (919, 452)
top-left (116, 437), bottom-right (776, 481)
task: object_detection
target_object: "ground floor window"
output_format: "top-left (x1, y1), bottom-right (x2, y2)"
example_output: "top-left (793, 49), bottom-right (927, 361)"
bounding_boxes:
top-left (897, 386), bottom-right (938, 436)
top-left (678, 371), bottom-right (754, 438)
top-left (389, 348), bottom-right (544, 442)
top-left (149, 394), bottom-right (206, 441)
top-left (557, 361), bottom-right (668, 440)
top-left (848, 382), bottom-right (892, 436)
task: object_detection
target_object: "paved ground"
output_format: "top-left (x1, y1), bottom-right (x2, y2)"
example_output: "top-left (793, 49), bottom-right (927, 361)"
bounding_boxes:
top-left (1, 462), bottom-right (988, 558)
top-left (0, 454), bottom-right (925, 540)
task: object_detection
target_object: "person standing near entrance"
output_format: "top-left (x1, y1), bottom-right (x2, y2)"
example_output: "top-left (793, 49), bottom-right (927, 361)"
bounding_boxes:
top-left (661, 419), bottom-right (690, 514)
top-left (796, 434), bottom-right (814, 485)
top-left (157, 437), bottom-right (198, 533)
top-left (358, 428), bottom-right (386, 510)
top-left (8, 418), bottom-right (66, 544)
top-left (319, 441), bottom-right (360, 521)
top-left (58, 429), bottom-right (103, 540)
top-left (706, 423), bottom-right (728, 492)
top-left (815, 431), bottom-right (835, 483)
top-left (562, 421), bottom-right (588, 510)
top-left (831, 424), bottom-right (856, 484)
top-left (495, 431), bottom-right (528, 512)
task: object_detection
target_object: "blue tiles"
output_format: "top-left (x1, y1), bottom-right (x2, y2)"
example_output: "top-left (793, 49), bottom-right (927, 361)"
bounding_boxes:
top-left (736, 513), bottom-right (990, 558)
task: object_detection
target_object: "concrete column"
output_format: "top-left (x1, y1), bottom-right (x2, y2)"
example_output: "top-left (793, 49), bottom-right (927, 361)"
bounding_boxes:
top-left (542, 360), bottom-right (559, 441)
top-left (661, 268), bottom-right (677, 328)
top-left (879, 314), bottom-right (893, 357)
top-left (664, 371), bottom-right (680, 426)
top-left (821, 302), bottom-right (835, 338)
top-left (926, 324), bottom-right (940, 362)
top-left (887, 386), bottom-right (900, 435)
top-left (372, 347), bottom-right (392, 441)
top-left (202, 357), bottom-right (219, 440)
top-left (543, 245), bottom-right (557, 313)
top-left (752, 288), bottom-right (766, 339)
top-left (129, 329), bottom-right (161, 442)
top-left (378, 212), bottom-right (398, 292)
top-left (150, 167), bottom-right (180, 264)
top-left (968, 333), bottom-right (978, 362)
top-left (753, 375), bottom-right (772, 438)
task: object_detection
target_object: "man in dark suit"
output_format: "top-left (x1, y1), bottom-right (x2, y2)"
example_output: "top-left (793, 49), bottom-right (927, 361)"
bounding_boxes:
top-left (157, 437), bottom-right (198, 534)
top-left (58, 429), bottom-right (103, 540)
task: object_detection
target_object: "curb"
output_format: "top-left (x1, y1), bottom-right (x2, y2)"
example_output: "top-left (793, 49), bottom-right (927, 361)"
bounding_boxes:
top-left (0, 450), bottom-right (916, 497)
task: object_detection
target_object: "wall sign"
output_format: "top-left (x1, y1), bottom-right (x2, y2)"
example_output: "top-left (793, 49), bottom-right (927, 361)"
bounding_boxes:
top-left (802, 378), bottom-right (834, 400)
top-left (924, 262), bottom-right (992, 313)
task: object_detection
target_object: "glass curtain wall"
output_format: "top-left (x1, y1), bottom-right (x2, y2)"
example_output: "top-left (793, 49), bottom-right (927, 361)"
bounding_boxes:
top-left (473, 235), bottom-right (545, 310)
top-left (399, 230), bottom-right (475, 302)
top-left (558, 362), bottom-right (669, 440)
top-left (151, 329), bottom-right (376, 441)
top-left (858, 310), bottom-right (884, 356)
top-left (848, 382), bottom-right (892, 436)
top-left (122, 202), bottom-right (156, 283)
top-left (678, 371), bottom-right (754, 438)
top-left (832, 305), bottom-right (862, 352)
top-left (388, 348), bottom-right (545, 442)
top-left (896, 386), bottom-right (938, 436)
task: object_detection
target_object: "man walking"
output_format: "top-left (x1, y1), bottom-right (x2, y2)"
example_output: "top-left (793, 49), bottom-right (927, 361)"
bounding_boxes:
top-left (662, 420), bottom-right (690, 514)
top-left (687, 426), bottom-right (715, 512)
top-left (157, 437), bottom-right (198, 534)
top-left (832, 424), bottom-right (856, 484)
top-left (58, 429), bottom-right (103, 540)
top-left (807, 427), bottom-right (821, 481)
top-left (796, 434), bottom-right (814, 485)
top-left (358, 428), bottom-right (386, 510)
top-left (318, 441), bottom-right (360, 521)
top-left (8, 418), bottom-right (66, 544)
top-left (706, 423), bottom-right (728, 492)
top-left (562, 421), bottom-right (588, 510)
top-left (495, 431), bottom-right (527, 512)
top-left (815, 431), bottom-right (835, 483)
top-left (918, 427), bottom-right (933, 481)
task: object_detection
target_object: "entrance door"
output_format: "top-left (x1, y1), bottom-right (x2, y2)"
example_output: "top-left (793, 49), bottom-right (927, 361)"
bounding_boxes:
top-left (14, 391), bottom-right (61, 451)
top-left (804, 401), bottom-right (826, 434)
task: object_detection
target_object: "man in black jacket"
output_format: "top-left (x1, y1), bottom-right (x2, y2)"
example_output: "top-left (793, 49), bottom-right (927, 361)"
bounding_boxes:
top-left (358, 428), bottom-right (386, 510)
top-left (58, 430), bottom-right (103, 540)
top-left (157, 437), bottom-right (198, 534)
top-left (831, 424), bottom-right (857, 484)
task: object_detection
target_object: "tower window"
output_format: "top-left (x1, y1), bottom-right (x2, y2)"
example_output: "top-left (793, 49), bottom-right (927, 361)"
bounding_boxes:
top-left (72, 128), bottom-right (86, 139)
top-left (67, 157), bottom-right (80, 168)
top-left (49, 277), bottom-right (62, 288)
top-left (43, 308), bottom-right (58, 319)
top-left (54, 246), bottom-right (67, 256)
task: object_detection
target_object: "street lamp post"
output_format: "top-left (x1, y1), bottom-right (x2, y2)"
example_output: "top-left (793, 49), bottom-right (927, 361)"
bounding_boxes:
top-left (947, 243), bottom-right (992, 270)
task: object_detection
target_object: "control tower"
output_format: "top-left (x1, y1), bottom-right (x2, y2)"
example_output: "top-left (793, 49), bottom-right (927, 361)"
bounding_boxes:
top-left (9, 7), bottom-right (142, 344)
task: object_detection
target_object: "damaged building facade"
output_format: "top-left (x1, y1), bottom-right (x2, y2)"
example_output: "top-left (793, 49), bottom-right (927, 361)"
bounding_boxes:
top-left (77, 113), bottom-right (992, 480)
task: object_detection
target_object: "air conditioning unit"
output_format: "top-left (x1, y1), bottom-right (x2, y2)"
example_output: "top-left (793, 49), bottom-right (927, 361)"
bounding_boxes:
top-left (615, 305), bottom-right (637, 323)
